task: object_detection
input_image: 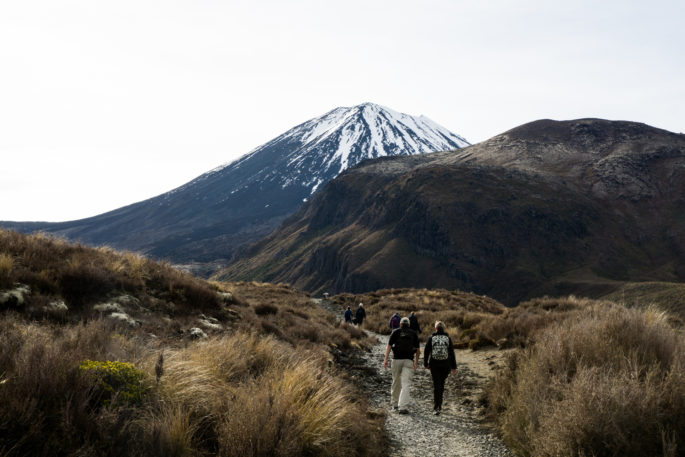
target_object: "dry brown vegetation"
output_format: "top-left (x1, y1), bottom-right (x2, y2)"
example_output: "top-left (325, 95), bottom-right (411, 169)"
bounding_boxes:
top-left (486, 299), bottom-right (685, 457)
top-left (331, 287), bottom-right (507, 342)
top-left (0, 316), bottom-right (386, 457)
top-left (334, 289), bottom-right (662, 353)
top-left (601, 281), bottom-right (685, 318)
top-left (220, 281), bottom-right (376, 351)
top-left (0, 229), bottom-right (220, 317)
top-left (0, 230), bottom-right (386, 457)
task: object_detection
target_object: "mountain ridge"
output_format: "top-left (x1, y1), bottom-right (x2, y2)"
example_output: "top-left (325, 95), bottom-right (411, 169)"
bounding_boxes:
top-left (1, 103), bottom-right (468, 274)
top-left (216, 118), bottom-right (685, 305)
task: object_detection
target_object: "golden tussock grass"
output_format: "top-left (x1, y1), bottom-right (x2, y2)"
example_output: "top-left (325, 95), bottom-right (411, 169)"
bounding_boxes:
top-left (486, 302), bottom-right (685, 457)
top-left (0, 316), bottom-right (386, 457)
top-left (0, 229), bottom-right (220, 315)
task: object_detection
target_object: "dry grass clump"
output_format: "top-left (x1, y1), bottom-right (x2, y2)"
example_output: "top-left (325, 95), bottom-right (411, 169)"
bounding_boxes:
top-left (486, 302), bottom-right (685, 457)
top-left (226, 281), bottom-right (375, 350)
top-left (0, 229), bottom-right (220, 317)
top-left (455, 295), bottom-right (598, 349)
top-left (602, 281), bottom-right (685, 321)
top-left (0, 315), bottom-right (387, 457)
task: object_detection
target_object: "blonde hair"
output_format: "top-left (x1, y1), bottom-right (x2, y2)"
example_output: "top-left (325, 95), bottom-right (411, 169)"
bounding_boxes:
top-left (434, 321), bottom-right (445, 331)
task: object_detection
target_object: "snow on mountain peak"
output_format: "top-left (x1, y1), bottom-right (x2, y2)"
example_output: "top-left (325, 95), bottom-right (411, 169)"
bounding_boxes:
top-left (206, 103), bottom-right (469, 197)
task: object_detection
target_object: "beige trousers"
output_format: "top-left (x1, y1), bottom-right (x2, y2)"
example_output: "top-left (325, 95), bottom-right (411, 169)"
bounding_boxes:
top-left (391, 358), bottom-right (414, 409)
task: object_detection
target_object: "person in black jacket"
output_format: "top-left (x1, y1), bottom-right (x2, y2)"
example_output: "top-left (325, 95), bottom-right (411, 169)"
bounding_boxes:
top-left (423, 321), bottom-right (457, 415)
top-left (344, 306), bottom-right (353, 323)
top-left (408, 311), bottom-right (421, 334)
top-left (383, 317), bottom-right (420, 414)
top-left (355, 303), bottom-right (366, 326)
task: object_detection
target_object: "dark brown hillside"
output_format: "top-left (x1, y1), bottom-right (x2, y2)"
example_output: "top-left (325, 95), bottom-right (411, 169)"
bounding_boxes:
top-left (217, 119), bottom-right (685, 305)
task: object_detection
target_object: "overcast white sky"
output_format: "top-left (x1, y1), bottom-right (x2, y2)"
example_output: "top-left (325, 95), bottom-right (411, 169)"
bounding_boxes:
top-left (1, 0), bottom-right (683, 222)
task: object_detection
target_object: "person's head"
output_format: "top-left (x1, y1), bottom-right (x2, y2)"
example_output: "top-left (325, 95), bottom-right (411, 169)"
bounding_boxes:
top-left (359, 303), bottom-right (364, 307)
top-left (400, 317), bottom-right (410, 328)
top-left (410, 311), bottom-right (415, 316)
top-left (434, 321), bottom-right (445, 332)
top-left (347, 306), bottom-right (350, 310)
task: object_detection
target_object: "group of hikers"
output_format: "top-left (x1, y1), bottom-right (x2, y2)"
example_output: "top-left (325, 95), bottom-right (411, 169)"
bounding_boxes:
top-left (343, 304), bottom-right (457, 416)
top-left (383, 313), bottom-right (457, 415)
top-left (343, 303), bottom-right (366, 326)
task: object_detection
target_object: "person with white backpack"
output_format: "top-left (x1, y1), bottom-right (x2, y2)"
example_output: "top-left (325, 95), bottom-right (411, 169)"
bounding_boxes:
top-left (423, 321), bottom-right (457, 415)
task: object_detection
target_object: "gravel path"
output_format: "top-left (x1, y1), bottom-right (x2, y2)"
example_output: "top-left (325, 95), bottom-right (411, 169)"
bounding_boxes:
top-left (364, 332), bottom-right (513, 457)
top-left (318, 299), bottom-right (514, 457)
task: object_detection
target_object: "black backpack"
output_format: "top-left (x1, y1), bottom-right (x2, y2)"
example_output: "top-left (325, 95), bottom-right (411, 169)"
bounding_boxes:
top-left (392, 329), bottom-right (415, 358)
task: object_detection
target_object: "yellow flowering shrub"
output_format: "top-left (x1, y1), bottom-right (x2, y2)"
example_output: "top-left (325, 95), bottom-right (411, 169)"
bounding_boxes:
top-left (79, 360), bottom-right (149, 406)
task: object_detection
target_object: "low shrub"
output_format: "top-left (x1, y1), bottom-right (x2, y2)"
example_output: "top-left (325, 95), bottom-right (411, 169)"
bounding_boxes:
top-left (0, 317), bottom-right (387, 457)
top-left (0, 253), bottom-right (13, 289)
top-left (79, 360), bottom-right (150, 406)
top-left (487, 302), bottom-right (685, 457)
top-left (254, 303), bottom-right (279, 315)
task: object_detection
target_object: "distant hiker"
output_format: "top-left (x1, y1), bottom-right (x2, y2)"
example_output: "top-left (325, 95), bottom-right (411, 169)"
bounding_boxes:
top-left (355, 303), bottom-right (366, 326)
top-left (423, 321), bottom-right (457, 415)
top-left (344, 306), bottom-right (353, 323)
top-left (409, 311), bottom-right (421, 334)
top-left (383, 317), bottom-right (420, 414)
top-left (389, 312), bottom-right (401, 330)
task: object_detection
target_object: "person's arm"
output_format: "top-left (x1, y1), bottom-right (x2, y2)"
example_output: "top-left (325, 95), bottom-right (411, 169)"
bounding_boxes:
top-left (413, 333), bottom-right (420, 371)
top-left (448, 336), bottom-right (457, 375)
top-left (423, 336), bottom-right (432, 369)
top-left (383, 345), bottom-right (392, 369)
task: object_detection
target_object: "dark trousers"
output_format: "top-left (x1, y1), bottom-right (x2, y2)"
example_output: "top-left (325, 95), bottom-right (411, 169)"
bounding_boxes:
top-left (430, 365), bottom-right (450, 410)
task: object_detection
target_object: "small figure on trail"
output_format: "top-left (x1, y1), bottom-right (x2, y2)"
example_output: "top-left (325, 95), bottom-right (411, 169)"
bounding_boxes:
top-left (389, 312), bottom-right (401, 330)
top-left (355, 303), bottom-right (366, 326)
top-left (344, 306), bottom-right (353, 323)
top-left (408, 311), bottom-right (421, 334)
top-left (423, 321), bottom-right (457, 416)
top-left (383, 317), bottom-right (420, 414)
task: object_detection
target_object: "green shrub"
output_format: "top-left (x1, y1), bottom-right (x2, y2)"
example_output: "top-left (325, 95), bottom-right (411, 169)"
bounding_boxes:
top-left (80, 359), bottom-right (149, 406)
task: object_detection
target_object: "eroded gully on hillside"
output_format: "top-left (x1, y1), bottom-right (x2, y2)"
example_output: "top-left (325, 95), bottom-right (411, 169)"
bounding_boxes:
top-left (315, 298), bottom-right (513, 457)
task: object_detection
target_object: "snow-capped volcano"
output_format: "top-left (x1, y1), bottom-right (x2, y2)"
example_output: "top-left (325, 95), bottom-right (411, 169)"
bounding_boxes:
top-left (209, 102), bottom-right (469, 198)
top-left (2, 103), bottom-right (469, 273)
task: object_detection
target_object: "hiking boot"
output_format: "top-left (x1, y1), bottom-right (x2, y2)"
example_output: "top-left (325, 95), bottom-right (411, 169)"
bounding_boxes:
top-left (433, 407), bottom-right (441, 416)
top-left (398, 408), bottom-right (409, 415)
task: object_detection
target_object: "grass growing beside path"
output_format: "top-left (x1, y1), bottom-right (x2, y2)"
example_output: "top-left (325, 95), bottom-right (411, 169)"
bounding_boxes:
top-left (0, 230), bottom-right (387, 457)
top-left (0, 314), bottom-right (387, 457)
top-left (487, 301), bottom-right (685, 457)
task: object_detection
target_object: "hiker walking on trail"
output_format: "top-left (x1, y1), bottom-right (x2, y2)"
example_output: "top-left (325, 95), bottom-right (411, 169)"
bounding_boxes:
top-left (408, 311), bottom-right (421, 334)
top-left (389, 312), bottom-right (401, 330)
top-left (423, 321), bottom-right (457, 415)
top-left (344, 306), bottom-right (353, 323)
top-left (383, 317), bottom-right (420, 414)
top-left (355, 303), bottom-right (366, 326)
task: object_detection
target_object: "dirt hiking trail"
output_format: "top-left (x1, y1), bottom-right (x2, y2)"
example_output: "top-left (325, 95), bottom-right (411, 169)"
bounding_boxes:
top-left (317, 298), bottom-right (514, 457)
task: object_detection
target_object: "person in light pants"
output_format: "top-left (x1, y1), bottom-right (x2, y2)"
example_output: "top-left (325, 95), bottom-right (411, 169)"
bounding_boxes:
top-left (383, 317), bottom-right (420, 414)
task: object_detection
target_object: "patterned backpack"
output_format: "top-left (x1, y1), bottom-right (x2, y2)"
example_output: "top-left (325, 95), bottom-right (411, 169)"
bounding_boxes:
top-left (431, 335), bottom-right (450, 361)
